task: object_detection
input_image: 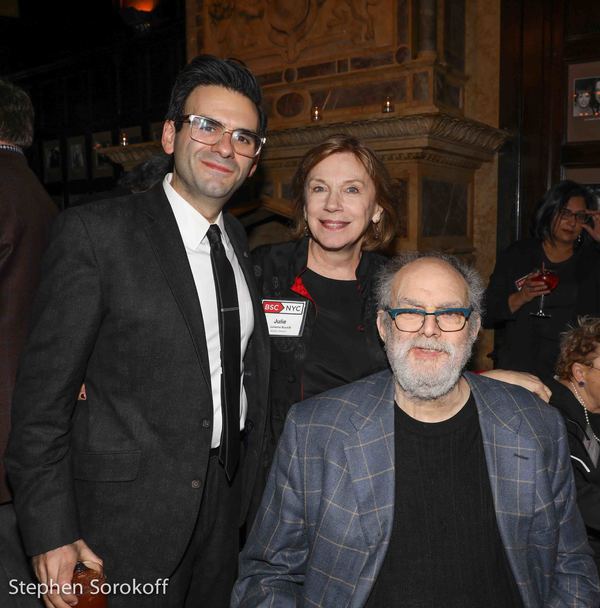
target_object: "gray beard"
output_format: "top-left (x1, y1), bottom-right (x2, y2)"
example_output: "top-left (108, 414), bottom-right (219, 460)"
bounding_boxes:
top-left (387, 335), bottom-right (474, 401)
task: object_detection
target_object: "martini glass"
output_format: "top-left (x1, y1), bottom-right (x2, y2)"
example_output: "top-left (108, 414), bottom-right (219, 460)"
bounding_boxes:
top-left (529, 264), bottom-right (559, 318)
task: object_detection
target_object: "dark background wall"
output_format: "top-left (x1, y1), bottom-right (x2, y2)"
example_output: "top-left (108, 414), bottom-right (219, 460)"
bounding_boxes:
top-left (0, 0), bottom-right (186, 208)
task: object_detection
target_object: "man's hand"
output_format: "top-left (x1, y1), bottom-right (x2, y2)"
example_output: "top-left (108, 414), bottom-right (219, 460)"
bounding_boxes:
top-left (481, 369), bottom-right (552, 402)
top-left (32, 539), bottom-right (103, 608)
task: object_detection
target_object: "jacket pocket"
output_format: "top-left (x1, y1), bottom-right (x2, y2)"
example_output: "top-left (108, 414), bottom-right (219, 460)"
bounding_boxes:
top-left (73, 450), bottom-right (141, 482)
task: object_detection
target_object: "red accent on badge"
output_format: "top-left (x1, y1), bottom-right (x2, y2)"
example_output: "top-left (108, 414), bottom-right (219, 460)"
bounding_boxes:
top-left (263, 301), bottom-right (284, 313)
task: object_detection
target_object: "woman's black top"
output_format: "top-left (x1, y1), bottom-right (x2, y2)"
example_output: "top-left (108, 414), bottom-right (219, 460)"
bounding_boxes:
top-left (300, 269), bottom-right (367, 398)
top-left (484, 238), bottom-right (600, 382)
top-left (550, 379), bottom-right (600, 574)
top-left (365, 396), bottom-right (522, 608)
top-left (252, 238), bottom-right (389, 454)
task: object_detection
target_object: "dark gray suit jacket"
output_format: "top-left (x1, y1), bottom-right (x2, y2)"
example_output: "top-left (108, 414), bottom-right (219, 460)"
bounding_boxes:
top-left (5, 183), bottom-right (269, 583)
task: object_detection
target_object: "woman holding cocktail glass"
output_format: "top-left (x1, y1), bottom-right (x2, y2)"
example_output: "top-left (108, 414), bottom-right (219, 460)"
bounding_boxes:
top-left (550, 317), bottom-right (600, 573)
top-left (484, 180), bottom-right (600, 382)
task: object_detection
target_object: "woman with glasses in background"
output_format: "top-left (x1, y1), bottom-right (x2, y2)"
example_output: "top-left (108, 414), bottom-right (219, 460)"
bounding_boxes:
top-left (484, 180), bottom-right (600, 382)
top-left (550, 317), bottom-right (600, 573)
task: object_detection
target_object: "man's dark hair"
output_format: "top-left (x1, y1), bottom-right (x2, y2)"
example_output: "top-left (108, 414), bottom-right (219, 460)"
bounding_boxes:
top-left (530, 180), bottom-right (597, 245)
top-left (0, 79), bottom-right (34, 148)
top-left (165, 55), bottom-right (267, 136)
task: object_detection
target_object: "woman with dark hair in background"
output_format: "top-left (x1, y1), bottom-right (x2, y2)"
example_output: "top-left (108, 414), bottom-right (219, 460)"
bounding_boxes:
top-left (254, 134), bottom-right (554, 460)
top-left (550, 317), bottom-right (600, 574)
top-left (484, 180), bottom-right (600, 382)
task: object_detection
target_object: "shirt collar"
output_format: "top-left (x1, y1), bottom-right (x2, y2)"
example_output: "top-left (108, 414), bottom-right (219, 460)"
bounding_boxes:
top-left (162, 173), bottom-right (230, 252)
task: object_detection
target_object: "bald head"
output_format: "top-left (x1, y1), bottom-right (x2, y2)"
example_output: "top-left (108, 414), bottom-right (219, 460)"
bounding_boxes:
top-left (375, 251), bottom-right (484, 322)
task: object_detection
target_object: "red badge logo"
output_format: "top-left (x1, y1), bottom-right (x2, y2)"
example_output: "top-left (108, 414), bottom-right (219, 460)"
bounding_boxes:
top-left (263, 301), bottom-right (283, 313)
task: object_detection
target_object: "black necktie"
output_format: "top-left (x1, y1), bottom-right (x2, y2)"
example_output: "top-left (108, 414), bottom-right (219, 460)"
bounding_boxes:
top-left (206, 224), bottom-right (241, 481)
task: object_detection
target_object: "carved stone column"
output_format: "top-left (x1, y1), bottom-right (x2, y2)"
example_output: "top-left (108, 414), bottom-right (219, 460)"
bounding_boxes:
top-left (259, 114), bottom-right (508, 253)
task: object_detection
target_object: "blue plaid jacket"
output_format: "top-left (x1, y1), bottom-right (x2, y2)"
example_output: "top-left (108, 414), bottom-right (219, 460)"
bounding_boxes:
top-left (232, 371), bottom-right (600, 607)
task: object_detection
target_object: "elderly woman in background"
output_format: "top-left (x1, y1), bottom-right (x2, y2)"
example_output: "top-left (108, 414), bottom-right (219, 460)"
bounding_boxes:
top-left (253, 134), bottom-right (551, 459)
top-left (484, 180), bottom-right (600, 382)
top-left (550, 317), bottom-right (600, 573)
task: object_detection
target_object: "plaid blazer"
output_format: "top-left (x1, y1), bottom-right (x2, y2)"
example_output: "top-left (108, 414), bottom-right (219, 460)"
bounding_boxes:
top-left (232, 371), bottom-right (600, 608)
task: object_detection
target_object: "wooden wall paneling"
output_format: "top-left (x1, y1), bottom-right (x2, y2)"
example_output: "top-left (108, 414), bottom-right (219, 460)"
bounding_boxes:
top-left (497, 0), bottom-right (565, 251)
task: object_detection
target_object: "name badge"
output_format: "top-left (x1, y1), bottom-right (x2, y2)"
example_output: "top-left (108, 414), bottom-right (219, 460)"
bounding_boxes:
top-left (262, 299), bottom-right (308, 337)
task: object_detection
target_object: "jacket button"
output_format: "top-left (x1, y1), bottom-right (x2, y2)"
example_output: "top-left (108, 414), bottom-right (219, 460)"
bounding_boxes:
top-left (201, 419), bottom-right (210, 428)
top-left (191, 479), bottom-right (201, 489)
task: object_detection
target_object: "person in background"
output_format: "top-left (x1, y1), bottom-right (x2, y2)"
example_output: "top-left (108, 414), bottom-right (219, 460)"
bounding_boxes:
top-left (574, 85), bottom-right (593, 117)
top-left (0, 78), bottom-right (57, 504)
top-left (233, 252), bottom-right (600, 607)
top-left (592, 80), bottom-right (600, 115)
top-left (484, 180), bottom-right (600, 383)
top-left (253, 135), bottom-right (553, 461)
top-left (550, 316), bottom-right (600, 574)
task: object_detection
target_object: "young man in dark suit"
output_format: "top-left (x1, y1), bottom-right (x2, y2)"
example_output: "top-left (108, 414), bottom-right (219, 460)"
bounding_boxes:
top-left (5, 55), bottom-right (269, 608)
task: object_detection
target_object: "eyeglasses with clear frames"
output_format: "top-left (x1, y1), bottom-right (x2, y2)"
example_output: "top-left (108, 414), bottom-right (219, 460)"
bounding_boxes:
top-left (386, 307), bottom-right (473, 333)
top-left (176, 114), bottom-right (266, 158)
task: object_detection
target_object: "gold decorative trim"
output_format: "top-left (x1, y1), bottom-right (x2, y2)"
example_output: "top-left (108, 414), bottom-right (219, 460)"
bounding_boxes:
top-left (263, 113), bottom-right (509, 157)
top-left (99, 142), bottom-right (162, 171)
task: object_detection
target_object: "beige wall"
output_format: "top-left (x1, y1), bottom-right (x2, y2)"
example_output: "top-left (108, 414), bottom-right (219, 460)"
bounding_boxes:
top-left (464, 0), bottom-right (500, 368)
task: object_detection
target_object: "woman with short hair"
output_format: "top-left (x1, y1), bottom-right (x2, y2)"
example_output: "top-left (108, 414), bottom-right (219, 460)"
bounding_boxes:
top-left (550, 317), bottom-right (600, 573)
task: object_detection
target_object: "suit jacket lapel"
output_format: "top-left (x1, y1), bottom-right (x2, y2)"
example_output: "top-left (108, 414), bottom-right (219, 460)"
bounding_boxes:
top-left (138, 185), bottom-right (211, 389)
top-left (344, 374), bottom-right (396, 550)
top-left (466, 373), bottom-right (536, 578)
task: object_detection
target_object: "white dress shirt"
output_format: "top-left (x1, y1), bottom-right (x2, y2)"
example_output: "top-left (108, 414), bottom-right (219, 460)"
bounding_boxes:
top-left (163, 174), bottom-right (254, 448)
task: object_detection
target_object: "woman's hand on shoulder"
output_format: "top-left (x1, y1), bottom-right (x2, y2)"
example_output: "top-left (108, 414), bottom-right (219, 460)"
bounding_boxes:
top-left (480, 369), bottom-right (552, 402)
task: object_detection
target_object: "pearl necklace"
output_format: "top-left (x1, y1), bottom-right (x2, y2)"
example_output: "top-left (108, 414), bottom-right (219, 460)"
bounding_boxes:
top-left (570, 381), bottom-right (600, 442)
top-left (0, 144), bottom-right (23, 155)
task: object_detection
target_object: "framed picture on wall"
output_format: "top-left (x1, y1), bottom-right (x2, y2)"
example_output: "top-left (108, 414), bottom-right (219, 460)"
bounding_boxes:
top-left (567, 61), bottom-right (600, 142)
top-left (91, 130), bottom-right (114, 178)
top-left (43, 139), bottom-right (62, 183)
top-left (67, 135), bottom-right (87, 180)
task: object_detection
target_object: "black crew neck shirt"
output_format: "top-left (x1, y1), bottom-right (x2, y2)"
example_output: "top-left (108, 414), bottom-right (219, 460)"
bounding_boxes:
top-left (365, 395), bottom-right (523, 608)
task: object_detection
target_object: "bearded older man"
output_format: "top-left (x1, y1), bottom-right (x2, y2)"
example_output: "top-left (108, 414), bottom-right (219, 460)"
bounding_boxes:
top-left (232, 252), bottom-right (600, 608)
